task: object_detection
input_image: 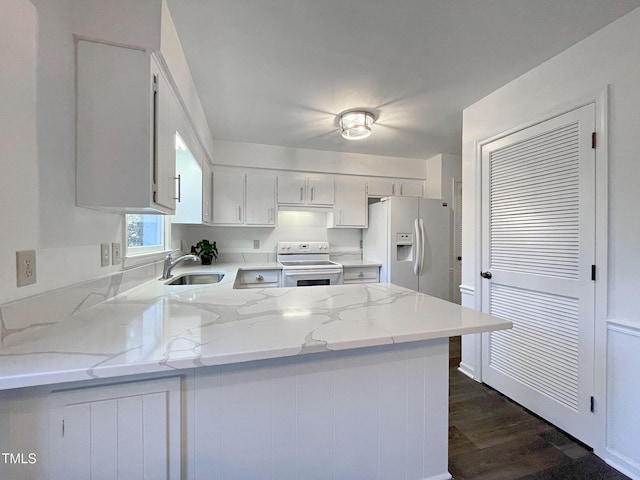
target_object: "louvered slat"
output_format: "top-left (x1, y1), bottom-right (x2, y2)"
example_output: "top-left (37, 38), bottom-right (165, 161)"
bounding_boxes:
top-left (489, 284), bottom-right (580, 410)
top-left (489, 121), bottom-right (580, 279)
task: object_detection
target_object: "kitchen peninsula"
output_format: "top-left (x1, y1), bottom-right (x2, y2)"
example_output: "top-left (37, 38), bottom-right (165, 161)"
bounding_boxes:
top-left (0, 264), bottom-right (510, 480)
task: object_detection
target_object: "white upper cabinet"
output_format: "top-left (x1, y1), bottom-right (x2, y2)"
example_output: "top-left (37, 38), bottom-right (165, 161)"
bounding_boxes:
top-left (212, 170), bottom-right (245, 225)
top-left (212, 169), bottom-right (276, 227)
top-left (245, 173), bottom-right (276, 226)
top-left (277, 175), bottom-right (307, 204)
top-left (172, 134), bottom-right (204, 225)
top-left (330, 177), bottom-right (368, 228)
top-left (367, 178), bottom-right (424, 198)
top-left (202, 162), bottom-right (213, 225)
top-left (367, 178), bottom-right (396, 197)
top-left (277, 175), bottom-right (334, 205)
top-left (76, 40), bottom-right (178, 213)
top-left (396, 179), bottom-right (424, 197)
top-left (308, 176), bottom-right (334, 205)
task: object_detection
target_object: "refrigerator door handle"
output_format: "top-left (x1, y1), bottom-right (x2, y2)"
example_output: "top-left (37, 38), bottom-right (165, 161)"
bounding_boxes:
top-left (413, 218), bottom-right (421, 275)
top-left (419, 219), bottom-right (426, 276)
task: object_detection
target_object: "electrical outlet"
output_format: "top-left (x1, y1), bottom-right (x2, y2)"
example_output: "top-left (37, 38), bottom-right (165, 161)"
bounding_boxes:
top-left (16, 250), bottom-right (37, 287)
top-left (112, 242), bottom-right (121, 265)
top-left (253, 240), bottom-right (260, 249)
top-left (101, 243), bottom-right (110, 267)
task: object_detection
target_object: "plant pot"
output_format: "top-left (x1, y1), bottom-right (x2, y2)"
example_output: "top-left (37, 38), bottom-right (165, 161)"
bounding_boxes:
top-left (200, 255), bottom-right (213, 265)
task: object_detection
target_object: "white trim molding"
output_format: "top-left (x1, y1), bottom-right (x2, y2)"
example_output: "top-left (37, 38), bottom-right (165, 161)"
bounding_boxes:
top-left (603, 320), bottom-right (640, 479)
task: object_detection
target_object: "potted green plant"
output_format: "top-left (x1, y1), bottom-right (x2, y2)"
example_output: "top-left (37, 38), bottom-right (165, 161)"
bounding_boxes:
top-left (191, 239), bottom-right (218, 265)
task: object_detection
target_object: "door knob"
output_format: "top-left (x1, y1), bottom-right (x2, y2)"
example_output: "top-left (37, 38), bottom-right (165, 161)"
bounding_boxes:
top-left (480, 271), bottom-right (492, 279)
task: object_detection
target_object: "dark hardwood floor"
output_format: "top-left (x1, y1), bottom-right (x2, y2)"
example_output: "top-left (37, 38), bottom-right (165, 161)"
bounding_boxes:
top-left (448, 337), bottom-right (629, 480)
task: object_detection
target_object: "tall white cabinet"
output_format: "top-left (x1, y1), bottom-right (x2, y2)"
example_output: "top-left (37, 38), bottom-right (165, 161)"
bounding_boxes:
top-left (331, 177), bottom-right (368, 227)
top-left (76, 40), bottom-right (179, 213)
top-left (245, 172), bottom-right (277, 225)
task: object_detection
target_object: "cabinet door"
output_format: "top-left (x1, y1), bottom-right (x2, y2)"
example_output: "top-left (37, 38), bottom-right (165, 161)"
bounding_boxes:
top-left (246, 173), bottom-right (276, 225)
top-left (397, 180), bottom-right (423, 197)
top-left (277, 175), bottom-right (306, 204)
top-left (308, 177), bottom-right (334, 205)
top-left (212, 170), bottom-right (245, 224)
top-left (153, 61), bottom-right (178, 211)
top-left (333, 177), bottom-right (367, 227)
top-left (172, 143), bottom-right (203, 224)
top-left (202, 163), bottom-right (213, 225)
top-left (367, 178), bottom-right (395, 197)
top-left (49, 378), bottom-right (181, 480)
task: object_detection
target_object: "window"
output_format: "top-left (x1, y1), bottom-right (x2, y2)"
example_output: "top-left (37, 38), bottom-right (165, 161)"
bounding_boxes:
top-left (125, 214), bottom-right (170, 256)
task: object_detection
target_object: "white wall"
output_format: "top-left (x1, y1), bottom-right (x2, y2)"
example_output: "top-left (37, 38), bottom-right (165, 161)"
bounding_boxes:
top-left (0, 0), bottom-right (215, 305)
top-left (212, 140), bottom-right (426, 180)
top-left (0, 0), bottom-right (124, 305)
top-left (460, 7), bottom-right (640, 477)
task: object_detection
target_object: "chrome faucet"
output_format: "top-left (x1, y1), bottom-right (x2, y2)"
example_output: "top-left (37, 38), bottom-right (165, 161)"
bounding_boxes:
top-left (161, 249), bottom-right (200, 279)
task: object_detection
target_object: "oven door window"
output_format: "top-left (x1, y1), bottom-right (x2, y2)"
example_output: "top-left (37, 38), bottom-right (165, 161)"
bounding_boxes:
top-left (282, 269), bottom-right (343, 287)
top-left (296, 279), bottom-right (331, 287)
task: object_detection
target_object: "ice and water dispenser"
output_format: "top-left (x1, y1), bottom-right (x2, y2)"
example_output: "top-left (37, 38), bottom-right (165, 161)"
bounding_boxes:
top-left (396, 233), bottom-right (414, 261)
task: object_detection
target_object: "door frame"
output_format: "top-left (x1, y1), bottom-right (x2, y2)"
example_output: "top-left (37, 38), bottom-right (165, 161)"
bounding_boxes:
top-left (471, 87), bottom-right (609, 453)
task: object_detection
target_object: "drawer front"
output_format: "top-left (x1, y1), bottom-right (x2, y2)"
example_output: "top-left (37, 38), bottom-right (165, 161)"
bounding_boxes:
top-left (343, 267), bottom-right (379, 283)
top-left (237, 269), bottom-right (281, 286)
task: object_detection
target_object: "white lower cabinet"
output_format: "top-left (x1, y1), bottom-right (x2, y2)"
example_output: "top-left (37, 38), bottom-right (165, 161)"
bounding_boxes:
top-left (234, 268), bottom-right (281, 288)
top-left (48, 377), bottom-right (181, 480)
top-left (191, 340), bottom-right (449, 479)
top-left (343, 266), bottom-right (380, 284)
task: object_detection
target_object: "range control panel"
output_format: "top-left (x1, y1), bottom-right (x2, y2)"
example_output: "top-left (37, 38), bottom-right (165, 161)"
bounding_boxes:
top-left (277, 241), bottom-right (330, 254)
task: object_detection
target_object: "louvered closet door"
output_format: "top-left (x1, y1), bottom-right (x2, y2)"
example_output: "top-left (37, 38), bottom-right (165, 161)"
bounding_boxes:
top-left (480, 104), bottom-right (596, 446)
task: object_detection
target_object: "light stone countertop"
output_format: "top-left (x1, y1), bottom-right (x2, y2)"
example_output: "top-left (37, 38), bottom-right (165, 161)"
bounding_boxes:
top-left (335, 259), bottom-right (382, 267)
top-left (0, 262), bottom-right (510, 390)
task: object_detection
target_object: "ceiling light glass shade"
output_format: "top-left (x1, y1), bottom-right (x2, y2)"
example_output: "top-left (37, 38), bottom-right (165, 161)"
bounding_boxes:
top-left (339, 111), bottom-right (374, 140)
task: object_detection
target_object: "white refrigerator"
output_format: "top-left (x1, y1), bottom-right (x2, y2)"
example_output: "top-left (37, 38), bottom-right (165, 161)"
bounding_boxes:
top-left (363, 197), bottom-right (452, 300)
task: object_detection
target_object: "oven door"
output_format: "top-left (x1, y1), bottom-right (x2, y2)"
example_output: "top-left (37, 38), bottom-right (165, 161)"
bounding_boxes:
top-left (282, 268), bottom-right (343, 287)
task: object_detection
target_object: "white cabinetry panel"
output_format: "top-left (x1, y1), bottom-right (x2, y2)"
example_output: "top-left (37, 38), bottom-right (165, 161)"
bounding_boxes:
top-left (212, 170), bottom-right (245, 225)
top-left (76, 40), bottom-right (177, 213)
top-left (277, 175), bottom-right (306, 204)
top-left (397, 179), bottom-right (424, 197)
top-left (331, 177), bottom-right (367, 227)
top-left (308, 176), bottom-right (334, 205)
top-left (245, 172), bottom-right (276, 225)
top-left (278, 174), bottom-right (334, 205)
top-left (367, 178), bottom-right (395, 197)
top-left (193, 340), bottom-right (449, 479)
top-left (49, 377), bottom-right (180, 480)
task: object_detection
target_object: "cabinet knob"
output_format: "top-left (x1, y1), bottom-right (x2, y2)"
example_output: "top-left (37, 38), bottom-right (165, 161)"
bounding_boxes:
top-left (256, 274), bottom-right (264, 281)
top-left (480, 271), bottom-right (492, 279)
top-left (357, 271), bottom-right (364, 278)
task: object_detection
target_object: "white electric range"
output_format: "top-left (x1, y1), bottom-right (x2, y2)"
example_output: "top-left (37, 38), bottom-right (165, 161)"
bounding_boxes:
top-left (277, 242), bottom-right (343, 287)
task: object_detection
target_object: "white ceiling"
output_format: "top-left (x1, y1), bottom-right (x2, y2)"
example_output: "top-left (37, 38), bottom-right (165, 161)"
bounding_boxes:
top-left (166, 0), bottom-right (640, 160)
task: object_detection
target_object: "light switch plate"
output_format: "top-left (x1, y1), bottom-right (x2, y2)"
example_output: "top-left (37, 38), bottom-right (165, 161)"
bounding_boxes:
top-left (112, 242), bottom-right (121, 265)
top-left (100, 243), bottom-right (110, 267)
top-left (16, 250), bottom-right (37, 287)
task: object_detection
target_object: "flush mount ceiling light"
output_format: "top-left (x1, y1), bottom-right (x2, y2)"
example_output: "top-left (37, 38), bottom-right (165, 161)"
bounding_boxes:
top-left (339, 111), bottom-right (374, 140)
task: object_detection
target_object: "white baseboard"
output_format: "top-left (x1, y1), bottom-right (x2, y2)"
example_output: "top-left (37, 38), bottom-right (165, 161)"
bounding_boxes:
top-left (457, 362), bottom-right (479, 381)
top-left (603, 448), bottom-right (640, 480)
top-left (423, 472), bottom-right (452, 480)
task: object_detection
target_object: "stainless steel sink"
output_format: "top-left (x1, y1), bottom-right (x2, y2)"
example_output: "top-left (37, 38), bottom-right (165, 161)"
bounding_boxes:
top-left (165, 273), bottom-right (225, 285)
